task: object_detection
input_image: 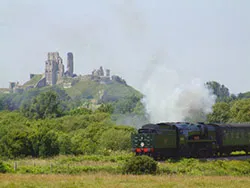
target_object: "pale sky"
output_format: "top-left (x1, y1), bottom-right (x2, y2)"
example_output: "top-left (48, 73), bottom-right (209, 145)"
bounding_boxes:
top-left (0, 0), bottom-right (250, 94)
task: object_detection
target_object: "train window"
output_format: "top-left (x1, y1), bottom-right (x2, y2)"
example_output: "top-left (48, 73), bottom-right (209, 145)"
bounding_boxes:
top-left (244, 130), bottom-right (247, 137)
top-left (236, 132), bottom-right (240, 138)
top-left (230, 132), bottom-right (233, 138)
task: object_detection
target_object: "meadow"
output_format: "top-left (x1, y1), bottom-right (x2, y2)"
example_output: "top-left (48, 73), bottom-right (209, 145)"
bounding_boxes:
top-left (1, 174), bottom-right (250, 188)
top-left (1, 153), bottom-right (250, 176)
top-left (1, 154), bottom-right (250, 187)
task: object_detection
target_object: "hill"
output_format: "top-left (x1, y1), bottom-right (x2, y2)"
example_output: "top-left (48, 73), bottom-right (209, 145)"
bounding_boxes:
top-left (0, 74), bottom-right (143, 111)
top-left (62, 76), bottom-right (142, 103)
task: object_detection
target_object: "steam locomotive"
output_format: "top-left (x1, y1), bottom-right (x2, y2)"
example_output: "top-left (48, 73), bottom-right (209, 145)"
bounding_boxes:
top-left (131, 122), bottom-right (250, 159)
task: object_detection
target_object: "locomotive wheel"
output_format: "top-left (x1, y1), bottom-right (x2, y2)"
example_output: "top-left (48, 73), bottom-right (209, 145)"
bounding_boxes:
top-left (160, 156), bottom-right (166, 161)
top-left (197, 149), bottom-right (208, 158)
top-left (244, 149), bottom-right (249, 155)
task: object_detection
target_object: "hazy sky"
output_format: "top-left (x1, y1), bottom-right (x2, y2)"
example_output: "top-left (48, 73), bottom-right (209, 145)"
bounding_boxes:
top-left (0, 0), bottom-right (250, 94)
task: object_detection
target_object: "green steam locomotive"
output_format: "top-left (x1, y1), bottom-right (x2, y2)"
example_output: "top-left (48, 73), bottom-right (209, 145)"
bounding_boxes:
top-left (131, 122), bottom-right (250, 159)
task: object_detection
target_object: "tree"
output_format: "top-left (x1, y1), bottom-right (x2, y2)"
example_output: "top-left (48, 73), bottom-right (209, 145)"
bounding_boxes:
top-left (237, 92), bottom-right (250, 99)
top-left (99, 126), bottom-right (136, 151)
top-left (58, 133), bottom-right (72, 155)
top-left (205, 81), bottom-right (231, 102)
top-left (20, 91), bottom-right (63, 119)
top-left (113, 95), bottom-right (141, 114)
top-left (229, 99), bottom-right (250, 123)
top-left (207, 102), bottom-right (231, 123)
top-left (0, 94), bottom-right (5, 111)
top-left (96, 103), bottom-right (114, 114)
top-left (38, 130), bottom-right (59, 157)
top-left (0, 128), bottom-right (32, 158)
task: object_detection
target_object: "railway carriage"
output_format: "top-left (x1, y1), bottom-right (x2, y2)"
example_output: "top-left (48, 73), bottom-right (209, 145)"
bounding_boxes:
top-left (213, 123), bottom-right (250, 156)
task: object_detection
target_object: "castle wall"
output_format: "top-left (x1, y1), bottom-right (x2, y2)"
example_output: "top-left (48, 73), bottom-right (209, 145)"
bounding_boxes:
top-left (57, 57), bottom-right (64, 81)
top-left (35, 77), bottom-right (46, 88)
top-left (45, 52), bottom-right (64, 85)
top-left (45, 60), bottom-right (57, 85)
top-left (67, 52), bottom-right (74, 77)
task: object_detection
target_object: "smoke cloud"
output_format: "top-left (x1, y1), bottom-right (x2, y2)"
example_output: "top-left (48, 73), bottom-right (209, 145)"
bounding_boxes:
top-left (142, 63), bottom-right (216, 123)
top-left (109, 1), bottom-right (217, 123)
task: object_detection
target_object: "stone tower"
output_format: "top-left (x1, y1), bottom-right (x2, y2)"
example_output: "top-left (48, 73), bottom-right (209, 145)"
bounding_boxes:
top-left (45, 52), bottom-right (64, 85)
top-left (106, 69), bottom-right (110, 77)
top-left (67, 52), bottom-right (74, 77)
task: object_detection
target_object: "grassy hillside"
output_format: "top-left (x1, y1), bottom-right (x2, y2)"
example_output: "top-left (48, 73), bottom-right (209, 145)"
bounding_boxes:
top-left (17, 73), bottom-right (142, 103)
top-left (65, 79), bottom-right (103, 99)
top-left (1, 75), bottom-right (144, 115)
top-left (23, 74), bottom-right (43, 87)
top-left (64, 78), bottom-right (142, 103)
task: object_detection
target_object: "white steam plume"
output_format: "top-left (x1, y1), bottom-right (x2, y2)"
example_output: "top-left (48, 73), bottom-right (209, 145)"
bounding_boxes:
top-left (142, 63), bottom-right (216, 123)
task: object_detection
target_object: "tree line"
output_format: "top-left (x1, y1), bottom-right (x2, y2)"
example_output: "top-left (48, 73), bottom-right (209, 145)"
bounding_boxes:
top-left (206, 81), bottom-right (250, 123)
top-left (0, 88), bottom-right (142, 158)
top-left (0, 108), bottom-right (136, 158)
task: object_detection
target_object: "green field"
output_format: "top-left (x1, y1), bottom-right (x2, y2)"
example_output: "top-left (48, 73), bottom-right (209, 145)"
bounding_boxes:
top-left (2, 154), bottom-right (250, 176)
top-left (1, 155), bottom-right (250, 187)
top-left (0, 174), bottom-right (250, 188)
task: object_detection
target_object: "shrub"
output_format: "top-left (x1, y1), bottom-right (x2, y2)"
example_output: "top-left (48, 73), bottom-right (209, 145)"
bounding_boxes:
top-left (122, 155), bottom-right (158, 175)
top-left (99, 128), bottom-right (132, 151)
top-left (0, 161), bottom-right (7, 173)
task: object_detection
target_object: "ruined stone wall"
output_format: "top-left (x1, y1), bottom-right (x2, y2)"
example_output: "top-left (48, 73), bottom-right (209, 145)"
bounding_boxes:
top-left (57, 58), bottom-right (64, 81)
top-left (9, 82), bottom-right (16, 89)
top-left (35, 77), bottom-right (46, 88)
top-left (106, 69), bottom-right (110, 77)
top-left (45, 52), bottom-right (64, 85)
top-left (67, 52), bottom-right (74, 77)
top-left (45, 60), bottom-right (57, 85)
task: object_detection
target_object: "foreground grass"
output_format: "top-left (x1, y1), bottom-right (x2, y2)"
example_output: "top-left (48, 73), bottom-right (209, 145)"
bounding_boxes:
top-left (1, 153), bottom-right (131, 174)
top-left (160, 158), bottom-right (250, 176)
top-left (0, 174), bottom-right (250, 188)
top-left (2, 153), bottom-right (250, 176)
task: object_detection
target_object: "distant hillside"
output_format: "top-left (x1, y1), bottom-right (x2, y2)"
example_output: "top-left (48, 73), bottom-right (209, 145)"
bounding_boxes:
top-left (20, 73), bottom-right (142, 102)
top-left (0, 74), bottom-right (143, 112)
top-left (62, 76), bottom-right (142, 103)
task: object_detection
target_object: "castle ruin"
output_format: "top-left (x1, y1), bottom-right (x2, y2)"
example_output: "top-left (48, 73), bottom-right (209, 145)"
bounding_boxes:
top-left (45, 52), bottom-right (74, 86)
top-left (90, 66), bottom-right (125, 84)
top-left (66, 52), bottom-right (74, 77)
top-left (3, 51), bottom-right (126, 94)
top-left (91, 66), bottom-right (112, 83)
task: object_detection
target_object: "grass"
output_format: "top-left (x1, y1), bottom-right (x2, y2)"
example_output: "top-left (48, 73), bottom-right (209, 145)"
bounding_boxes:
top-left (2, 155), bottom-right (250, 187)
top-left (0, 174), bottom-right (250, 188)
top-left (65, 78), bottom-right (141, 100)
top-left (159, 158), bottom-right (250, 176)
top-left (1, 153), bottom-right (131, 174)
top-left (2, 154), bottom-right (250, 176)
top-left (65, 78), bottom-right (103, 99)
top-left (22, 74), bottom-right (43, 87)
